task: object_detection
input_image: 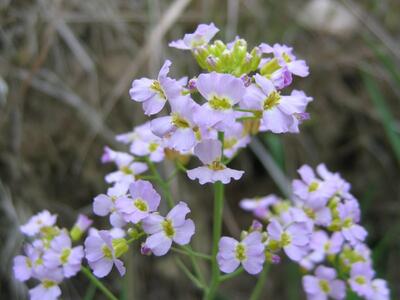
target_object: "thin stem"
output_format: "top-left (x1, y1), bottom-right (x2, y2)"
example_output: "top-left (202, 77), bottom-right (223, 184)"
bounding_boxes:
top-left (171, 246), bottom-right (211, 260)
top-left (145, 157), bottom-right (174, 208)
top-left (249, 263), bottom-right (270, 300)
top-left (175, 258), bottom-right (207, 291)
top-left (81, 266), bottom-right (118, 300)
top-left (219, 267), bottom-right (244, 283)
top-left (205, 181), bottom-right (224, 300)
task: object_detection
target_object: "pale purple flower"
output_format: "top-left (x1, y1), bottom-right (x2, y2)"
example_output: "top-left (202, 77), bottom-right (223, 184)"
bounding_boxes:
top-left (369, 279), bottom-right (390, 300)
top-left (93, 185), bottom-right (128, 228)
top-left (338, 200), bottom-right (367, 246)
top-left (348, 262), bottom-right (375, 298)
top-left (239, 194), bottom-right (279, 219)
top-left (267, 219), bottom-right (311, 261)
top-left (316, 164), bottom-right (352, 198)
top-left (278, 207), bottom-right (314, 231)
top-left (219, 122), bottom-right (250, 159)
top-left (196, 72), bottom-right (246, 128)
top-left (84, 230), bottom-right (126, 278)
top-left (292, 164), bottom-right (336, 209)
top-left (169, 23), bottom-right (219, 50)
top-left (242, 74), bottom-right (312, 133)
top-left (116, 180), bottom-right (160, 224)
top-left (302, 266), bottom-right (346, 300)
top-left (73, 214), bottom-right (92, 233)
top-left (129, 60), bottom-right (180, 115)
top-left (151, 95), bottom-right (202, 152)
top-left (187, 139), bottom-right (244, 185)
top-left (29, 270), bottom-right (63, 300)
top-left (20, 210), bottom-right (57, 237)
top-left (217, 232), bottom-right (265, 275)
top-left (142, 202), bottom-right (195, 256)
top-left (116, 122), bottom-right (165, 162)
top-left (43, 231), bottom-right (84, 277)
top-left (13, 255), bottom-right (33, 282)
top-left (259, 43), bottom-right (309, 78)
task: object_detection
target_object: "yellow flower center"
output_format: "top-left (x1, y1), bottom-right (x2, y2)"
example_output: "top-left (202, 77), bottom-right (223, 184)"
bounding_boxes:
top-left (319, 279), bottom-right (331, 293)
top-left (208, 161), bottom-right (226, 171)
top-left (149, 80), bottom-right (166, 100)
top-left (121, 166), bottom-right (133, 174)
top-left (235, 243), bottom-right (247, 261)
top-left (224, 138), bottom-right (237, 150)
top-left (281, 232), bottom-right (291, 247)
top-left (172, 113), bottom-right (191, 128)
top-left (355, 276), bottom-right (366, 285)
top-left (42, 280), bottom-right (56, 289)
top-left (282, 52), bottom-right (292, 63)
top-left (308, 181), bottom-right (319, 192)
top-left (162, 219), bottom-right (175, 238)
top-left (208, 96), bottom-right (232, 110)
top-left (148, 143), bottom-right (159, 152)
top-left (60, 248), bottom-right (71, 264)
top-left (102, 245), bottom-right (113, 259)
top-left (263, 91), bottom-right (281, 110)
top-left (134, 198), bottom-right (148, 212)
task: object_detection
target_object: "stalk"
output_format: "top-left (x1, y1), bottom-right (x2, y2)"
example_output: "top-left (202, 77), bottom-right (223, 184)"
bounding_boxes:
top-left (81, 266), bottom-right (118, 300)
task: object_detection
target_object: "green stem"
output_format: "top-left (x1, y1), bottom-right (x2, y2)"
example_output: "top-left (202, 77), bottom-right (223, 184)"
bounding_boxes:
top-left (249, 263), bottom-right (270, 300)
top-left (205, 181), bottom-right (224, 300)
top-left (171, 246), bottom-right (211, 260)
top-left (175, 258), bottom-right (207, 291)
top-left (145, 158), bottom-right (174, 208)
top-left (219, 267), bottom-right (244, 283)
top-left (81, 266), bottom-right (118, 300)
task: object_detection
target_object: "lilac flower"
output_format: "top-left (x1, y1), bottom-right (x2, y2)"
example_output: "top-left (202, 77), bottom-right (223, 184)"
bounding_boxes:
top-left (116, 122), bottom-right (165, 162)
top-left (338, 200), bottom-right (367, 246)
top-left (13, 241), bottom-right (48, 282)
top-left (43, 231), bottom-right (84, 277)
top-left (29, 270), bottom-right (63, 300)
top-left (70, 214), bottom-right (92, 241)
top-left (316, 164), bottom-right (352, 199)
top-left (169, 23), bottom-right (219, 50)
top-left (348, 262), bottom-right (375, 298)
top-left (187, 139), bottom-right (244, 185)
top-left (292, 165), bottom-right (336, 209)
top-left (116, 180), bottom-right (161, 224)
top-left (217, 232), bottom-right (265, 275)
top-left (20, 210), bottom-right (57, 237)
top-left (302, 266), bottom-right (346, 300)
top-left (142, 202), bottom-right (195, 256)
top-left (129, 60), bottom-right (181, 115)
top-left (84, 230), bottom-right (126, 278)
top-left (267, 219), bottom-right (311, 261)
top-left (93, 185), bottom-right (127, 228)
top-left (151, 95), bottom-right (202, 152)
top-left (259, 43), bottom-right (309, 78)
top-left (242, 74), bottom-right (312, 133)
top-left (220, 122), bottom-right (250, 159)
top-left (196, 72), bottom-right (246, 127)
top-left (369, 279), bottom-right (390, 300)
top-left (239, 194), bottom-right (279, 219)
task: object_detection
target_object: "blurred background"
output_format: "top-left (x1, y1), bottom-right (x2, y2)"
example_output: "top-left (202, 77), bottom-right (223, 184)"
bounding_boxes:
top-left (1, 0), bottom-right (399, 299)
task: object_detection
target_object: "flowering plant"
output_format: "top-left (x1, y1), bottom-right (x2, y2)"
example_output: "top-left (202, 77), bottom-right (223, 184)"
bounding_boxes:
top-left (14, 23), bottom-right (390, 300)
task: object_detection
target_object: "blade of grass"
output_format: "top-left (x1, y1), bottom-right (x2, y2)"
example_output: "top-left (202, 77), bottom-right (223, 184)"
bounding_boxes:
top-left (361, 72), bottom-right (400, 166)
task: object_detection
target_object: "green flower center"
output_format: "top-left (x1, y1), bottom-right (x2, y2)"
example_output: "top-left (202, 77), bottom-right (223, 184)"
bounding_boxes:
top-left (35, 257), bottom-right (43, 266)
top-left (208, 161), bottom-right (226, 171)
top-left (263, 91), bottom-right (281, 110)
top-left (42, 280), bottom-right (56, 289)
top-left (162, 219), bottom-right (175, 238)
top-left (172, 113), bottom-right (191, 128)
top-left (281, 232), bottom-right (291, 247)
top-left (150, 80), bottom-right (166, 100)
top-left (355, 276), bottom-right (366, 285)
top-left (26, 257), bottom-right (32, 268)
top-left (60, 248), bottom-right (71, 264)
top-left (134, 198), bottom-right (148, 212)
top-left (282, 52), bottom-right (292, 63)
top-left (148, 142), bottom-right (159, 152)
top-left (121, 166), bottom-right (133, 174)
top-left (235, 243), bottom-right (247, 261)
top-left (308, 181), bottom-right (319, 192)
top-left (319, 279), bottom-right (331, 293)
top-left (208, 96), bottom-right (232, 110)
top-left (304, 207), bottom-right (316, 220)
top-left (224, 138), bottom-right (237, 150)
top-left (102, 245), bottom-right (113, 260)
top-left (343, 217), bottom-right (353, 228)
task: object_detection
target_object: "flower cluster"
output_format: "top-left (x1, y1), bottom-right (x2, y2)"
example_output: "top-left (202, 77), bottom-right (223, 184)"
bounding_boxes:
top-left (14, 211), bottom-right (91, 300)
top-left (12, 23), bottom-right (390, 300)
top-left (233, 164), bottom-right (390, 299)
